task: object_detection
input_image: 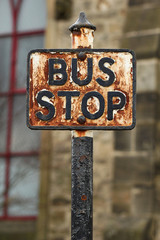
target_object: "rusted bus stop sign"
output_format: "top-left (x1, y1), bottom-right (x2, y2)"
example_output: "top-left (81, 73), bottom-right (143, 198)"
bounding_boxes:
top-left (27, 48), bottom-right (136, 130)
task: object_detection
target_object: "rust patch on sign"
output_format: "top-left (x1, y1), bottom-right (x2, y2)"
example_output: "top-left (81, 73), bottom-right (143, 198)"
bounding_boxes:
top-left (27, 49), bottom-right (136, 130)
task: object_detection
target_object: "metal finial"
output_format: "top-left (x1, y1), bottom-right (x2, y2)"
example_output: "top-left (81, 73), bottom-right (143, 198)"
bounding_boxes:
top-left (69, 12), bottom-right (96, 32)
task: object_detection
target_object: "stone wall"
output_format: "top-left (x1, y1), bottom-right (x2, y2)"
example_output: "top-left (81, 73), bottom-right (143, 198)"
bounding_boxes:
top-left (0, 221), bottom-right (36, 240)
top-left (104, 0), bottom-right (160, 239)
top-left (36, 0), bottom-right (160, 239)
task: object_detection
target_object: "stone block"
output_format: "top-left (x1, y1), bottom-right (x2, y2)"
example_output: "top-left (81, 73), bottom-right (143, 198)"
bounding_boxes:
top-left (136, 124), bottom-right (155, 150)
top-left (136, 59), bottom-right (158, 93)
top-left (121, 34), bottom-right (160, 59)
top-left (52, 196), bottom-right (70, 206)
top-left (129, 0), bottom-right (144, 5)
top-left (158, 61), bottom-right (160, 92)
top-left (52, 238), bottom-right (64, 240)
top-left (154, 191), bottom-right (160, 213)
top-left (0, 221), bottom-right (36, 232)
top-left (156, 122), bottom-right (160, 141)
top-left (155, 161), bottom-right (160, 176)
top-left (0, 232), bottom-right (35, 240)
top-left (124, 7), bottom-right (160, 32)
top-left (103, 217), bottom-right (157, 240)
top-left (153, 173), bottom-right (160, 212)
top-left (51, 131), bottom-right (71, 155)
top-left (104, 226), bottom-right (143, 240)
top-left (51, 210), bottom-right (65, 224)
top-left (55, 0), bottom-right (72, 20)
top-left (157, 95), bottom-right (160, 121)
top-left (114, 130), bottom-right (131, 150)
top-left (93, 204), bottom-right (112, 233)
top-left (72, 1), bottom-right (94, 17)
top-left (136, 92), bottom-right (158, 120)
top-left (112, 184), bottom-right (131, 214)
top-left (129, 0), bottom-right (160, 6)
top-left (131, 186), bottom-right (153, 215)
top-left (114, 156), bottom-right (153, 184)
top-left (94, 131), bottom-right (113, 163)
top-left (72, 0), bottom-right (127, 17)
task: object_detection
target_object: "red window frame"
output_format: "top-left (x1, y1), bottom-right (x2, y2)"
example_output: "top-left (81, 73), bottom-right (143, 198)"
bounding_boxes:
top-left (0, 0), bottom-right (45, 221)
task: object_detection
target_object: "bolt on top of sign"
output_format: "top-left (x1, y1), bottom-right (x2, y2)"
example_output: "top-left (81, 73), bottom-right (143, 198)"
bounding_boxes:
top-left (27, 13), bottom-right (136, 130)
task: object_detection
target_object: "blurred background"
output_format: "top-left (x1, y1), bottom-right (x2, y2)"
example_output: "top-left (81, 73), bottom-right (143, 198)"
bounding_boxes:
top-left (0, 0), bottom-right (160, 240)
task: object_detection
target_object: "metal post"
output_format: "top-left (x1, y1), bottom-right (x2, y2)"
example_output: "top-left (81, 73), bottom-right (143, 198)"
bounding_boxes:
top-left (69, 12), bottom-right (96, 240)
top-left (71, 136), bottom-right (93, 240)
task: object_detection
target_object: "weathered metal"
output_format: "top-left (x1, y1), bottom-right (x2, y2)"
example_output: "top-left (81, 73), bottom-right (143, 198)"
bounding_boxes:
top-left (77, 51), bottom-right (87, 61)
top-left (27, 49), bottom-right (136, 130)
top-left (71, 137), bottom-right (93, 240)
top-left (69, 12), bottom-right (96, 32)
top-left (70, 12), bottom-right (94, 240)
top-left (71, 27), bottom-right (94, 49)
top-left (77, 115), bottom-right (86, 124)
top-left (70, 13), bottom-right (95, 50)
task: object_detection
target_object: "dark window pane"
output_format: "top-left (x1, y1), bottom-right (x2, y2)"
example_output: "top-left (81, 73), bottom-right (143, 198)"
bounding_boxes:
top-left (0, 97), bottom-right (8, 152)
top-left (0, 1), bottom-right (12, 34)
top-left (17, 0), bottom-right (46, 31)
top-left (16, 35), bottom-right (44, 89)
top-left (0, 158), bottom-right (5, 216)
top-left (0, 38), bottom-right (11, 92)
top-left (8, 157), bottom-right (39, 216)
top-left (11, 95), bottom-right (41, 152)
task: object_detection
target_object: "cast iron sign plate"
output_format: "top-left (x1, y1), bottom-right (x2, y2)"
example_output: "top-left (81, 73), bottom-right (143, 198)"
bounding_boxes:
top-left (27, 49), bottom-right (136, 130)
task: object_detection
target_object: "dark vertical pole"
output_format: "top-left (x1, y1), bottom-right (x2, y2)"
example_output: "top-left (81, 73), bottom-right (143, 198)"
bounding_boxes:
top-left (69, 12), bottom-right (96, 240)
top-left (71, 137), bottom-right (93, 240)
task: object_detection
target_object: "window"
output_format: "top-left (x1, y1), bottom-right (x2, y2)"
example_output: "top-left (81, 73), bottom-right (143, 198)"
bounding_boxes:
top-left (0, 0), bottom-right (46, 220)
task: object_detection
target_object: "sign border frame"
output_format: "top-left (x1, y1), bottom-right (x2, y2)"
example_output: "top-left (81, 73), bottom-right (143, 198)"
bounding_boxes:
top-left (27, 48), bottom-right (136, 130)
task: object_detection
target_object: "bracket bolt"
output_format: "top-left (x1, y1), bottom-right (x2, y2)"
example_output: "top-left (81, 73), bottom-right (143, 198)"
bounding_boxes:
top-left (77, 52), bottom-right (86, 61)
top-left (77, 115), bottom-right (86, 124)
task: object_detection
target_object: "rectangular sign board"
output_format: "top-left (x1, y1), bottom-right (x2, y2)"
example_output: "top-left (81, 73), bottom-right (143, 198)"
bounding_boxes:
top-left (27, 49), bottom-right (136, 130)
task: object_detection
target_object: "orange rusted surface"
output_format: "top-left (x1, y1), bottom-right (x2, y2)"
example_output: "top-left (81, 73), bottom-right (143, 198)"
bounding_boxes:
top-left (73, 130), bottom-right (88, 137)
top-left (81, 195), bottom-right (87, 201)
top-left (27, 50), bottom-right (135, 130)
top-left (71, 28), bottom-right (94, 49)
